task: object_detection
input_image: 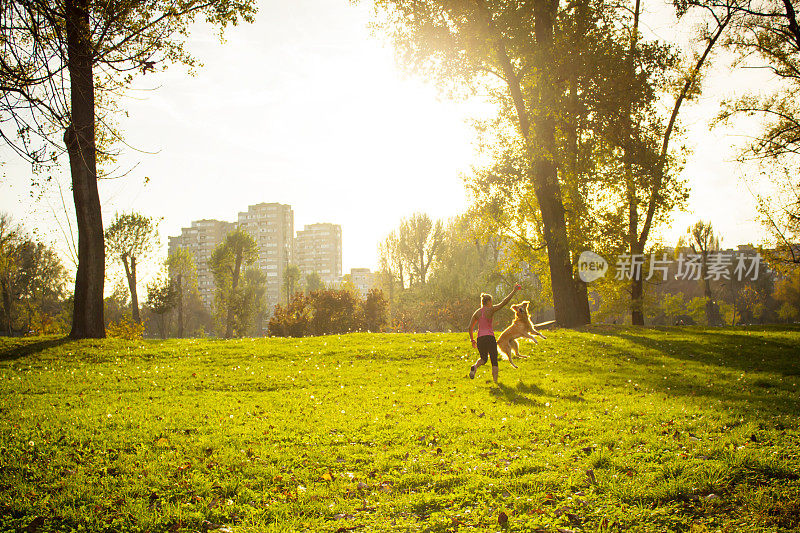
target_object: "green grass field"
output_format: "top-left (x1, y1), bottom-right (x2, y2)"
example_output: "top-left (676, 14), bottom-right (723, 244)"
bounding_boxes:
top-left (1, 327), bottom-right (799, 532)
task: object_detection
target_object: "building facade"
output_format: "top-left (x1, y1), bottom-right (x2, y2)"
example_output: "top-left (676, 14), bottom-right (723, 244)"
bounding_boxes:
top-left (167, 219), bottom-right (235, 308)
top-left (169, 207), bottom-right (345, 317)
top-left (349, 267), bottom-right (376, 297)
top-left (236, 202), bottom-right (294, 305)
top-left (295, 223), bottom-right (343, 286)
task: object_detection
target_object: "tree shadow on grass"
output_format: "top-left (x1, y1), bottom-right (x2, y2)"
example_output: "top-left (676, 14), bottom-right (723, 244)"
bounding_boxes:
top-left (588, 326), bottom-right (800, 376)
top-left (0, 337), bottom-right (71, 361)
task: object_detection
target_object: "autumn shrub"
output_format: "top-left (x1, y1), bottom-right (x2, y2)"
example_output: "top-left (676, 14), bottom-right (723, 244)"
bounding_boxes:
top-left (364, 288), bottom-right (389, 332)
top-left (268, 293), bottom-right (313, 337)
top-left (27, 309), bottom-right (68, 336)
top-left (106, 316), bottom-right (145, 340)
top-left (309, 289), bottom-right (364, 335)
top-left (270, 289), bottom-right (391, 337)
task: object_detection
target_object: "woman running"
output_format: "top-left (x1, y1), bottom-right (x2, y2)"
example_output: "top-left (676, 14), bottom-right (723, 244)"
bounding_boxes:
top-left (468, 284), bottom-right (521, 383)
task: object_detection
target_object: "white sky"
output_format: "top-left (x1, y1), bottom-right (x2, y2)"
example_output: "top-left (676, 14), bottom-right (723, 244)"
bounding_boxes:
top-left (0, 0), bottom-right (778, 287)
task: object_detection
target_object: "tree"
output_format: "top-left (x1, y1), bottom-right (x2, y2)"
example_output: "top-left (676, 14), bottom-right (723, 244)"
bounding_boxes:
top-left (622, 0), bottom-right (733, 325)
top-left (283, 264), bottom-right (301, 305)
top-left (364, 288), bottom-right (389, 332)
top-left (710, 0), bottom-right (800, 264)
top-left (16, 239), bottom-right (69, 332)
top-left (305, 271), bottom-right (324, 292)
top-left (105, 212), bottom-right (159, 324)
top-left (144, 273), bottom-right (177, 339)
top-left (379, 230), bottom-right (406, 292)
top-left (465, 0), bottom-right (675, 325)
top-left (398, 213), bottom-right (443, 286)
top-left (210, 228), bottom-right (258, 338)
top-left (774, 265), bottom-right (800, 322)
top-left (104, 279), bottom-right (129, 328)
top-left (368, 0), bottom-right (590, 326)
top-left (0, 213), bottom-right (20, 334)
top-left (0, 214), bottom-right (68, 334)
top-left (683, 221), bottom-right (725, 325)
top-left (0, 1), bottom-right (257, 338)
top-left (166, 248), bottom-right (197, 338)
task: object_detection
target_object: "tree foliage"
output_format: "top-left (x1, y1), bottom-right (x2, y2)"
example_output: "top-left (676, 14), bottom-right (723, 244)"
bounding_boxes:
top-left (268, 289), bottom-right (389, 337)
top-left (166, 248), bottom-right (197, 338)
top-left (144, 271), bottom-right (177, 339)
top-left (209, 228), bottom-right (259, 338)
top-left (0, 213), bottom-right (69, 335)
top-left (774, 265), bottom-right (800, 322)
top-left (105, 212), bottom-right (159, 324)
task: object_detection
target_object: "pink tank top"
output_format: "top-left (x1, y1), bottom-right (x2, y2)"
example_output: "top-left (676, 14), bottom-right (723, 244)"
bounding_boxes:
top-left (477, 307), bottom-right (493, 337)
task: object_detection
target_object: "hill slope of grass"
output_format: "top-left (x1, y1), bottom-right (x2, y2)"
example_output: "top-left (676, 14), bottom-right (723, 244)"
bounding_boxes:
top-left (1, 327), bottom-right (799, 532)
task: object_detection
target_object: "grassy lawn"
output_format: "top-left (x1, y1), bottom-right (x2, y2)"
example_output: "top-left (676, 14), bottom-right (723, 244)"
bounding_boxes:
top-left (1, 327), bottom-right (799, 532)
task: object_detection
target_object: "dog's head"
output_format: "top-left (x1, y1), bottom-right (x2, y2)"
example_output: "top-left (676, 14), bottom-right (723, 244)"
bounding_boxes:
top-left (511, 301), bottom-right (530, 318)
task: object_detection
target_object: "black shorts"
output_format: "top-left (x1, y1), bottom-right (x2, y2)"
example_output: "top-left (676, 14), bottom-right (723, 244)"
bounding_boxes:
top-left (476, 335), bottom-right (498, 366)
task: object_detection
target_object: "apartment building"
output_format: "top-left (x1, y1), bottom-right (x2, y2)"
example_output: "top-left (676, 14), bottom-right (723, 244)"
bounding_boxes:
top-left (236, 202), bottom-right (294, 305)
top-left (167, 219), bottom-right (235, 307)
top-left (295, 223), bottom-right (342, 286)
top-left (349, 268), bottom-right (376, 297)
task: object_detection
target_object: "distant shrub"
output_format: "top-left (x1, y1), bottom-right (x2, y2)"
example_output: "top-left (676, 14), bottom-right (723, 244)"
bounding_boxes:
top-left (269, 289), bottom-right (388, 337)
top-left (107, 316), bottom-right (145, 340)
top-left (268, 293), bottom-right (313, 337)
top-left (27, 310), bottom-right (69, 336)
top-left (309, 289), bottom-right (364, 335)
top-left (364, 289), bottom-right (389, 332)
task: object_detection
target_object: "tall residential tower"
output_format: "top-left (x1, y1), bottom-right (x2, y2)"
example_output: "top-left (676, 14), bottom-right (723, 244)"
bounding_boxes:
top-left (294, 223), bottom-right (343, 286)
top-left (236, 202), bottom-right (294, 305)
top-left (167, 219), bottom-right (235, 307)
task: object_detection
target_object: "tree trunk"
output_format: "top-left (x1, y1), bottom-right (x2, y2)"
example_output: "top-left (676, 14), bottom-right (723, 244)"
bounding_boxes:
top-left (122, 254), bottom-right (140, 323)
top-left (629, 194), bottom-right (645, 325)
top-left (576, 278), bottom-right (591, 324)
top-left (532, 160), bottom-right (584, 327)
top-left (177, 274), bottom-right (184, 338)
top-left (631, 276), bottom-right (645, 325)
top-left (565, 60), bottom-right (591, 326)
top-left (530, 0), bottom-right (587, 328)
top-left (66, 0), bottom-right (105, 339)
top-left (624, 0), bottom-right (645, 326)
top-left (1, 278), bottom-right (13, 334)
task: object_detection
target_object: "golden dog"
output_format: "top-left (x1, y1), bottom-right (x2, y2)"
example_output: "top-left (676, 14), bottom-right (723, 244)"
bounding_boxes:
top-left (496, 301), bottom-right (546, 368)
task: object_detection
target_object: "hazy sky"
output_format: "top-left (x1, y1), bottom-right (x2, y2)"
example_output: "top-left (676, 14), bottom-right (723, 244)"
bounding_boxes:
top-left (0, 0), bottom-right (777, 283)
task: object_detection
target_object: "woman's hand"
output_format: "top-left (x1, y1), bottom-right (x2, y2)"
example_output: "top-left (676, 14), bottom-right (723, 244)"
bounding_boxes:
top-left (471, 339), bottom-right (477, 349)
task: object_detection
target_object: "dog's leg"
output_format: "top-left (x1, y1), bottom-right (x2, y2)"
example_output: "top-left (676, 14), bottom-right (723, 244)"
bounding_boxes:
top-left (511, 337), bottom-right (529, 359)
top-left (507, 339), bottom-right (519, 368)
top-left (523, 332), bottom-right (540, 345)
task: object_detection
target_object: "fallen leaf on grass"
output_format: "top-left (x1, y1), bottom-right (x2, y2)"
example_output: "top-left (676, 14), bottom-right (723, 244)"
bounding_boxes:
top-left (498, 511), bottom-right (509, 526)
